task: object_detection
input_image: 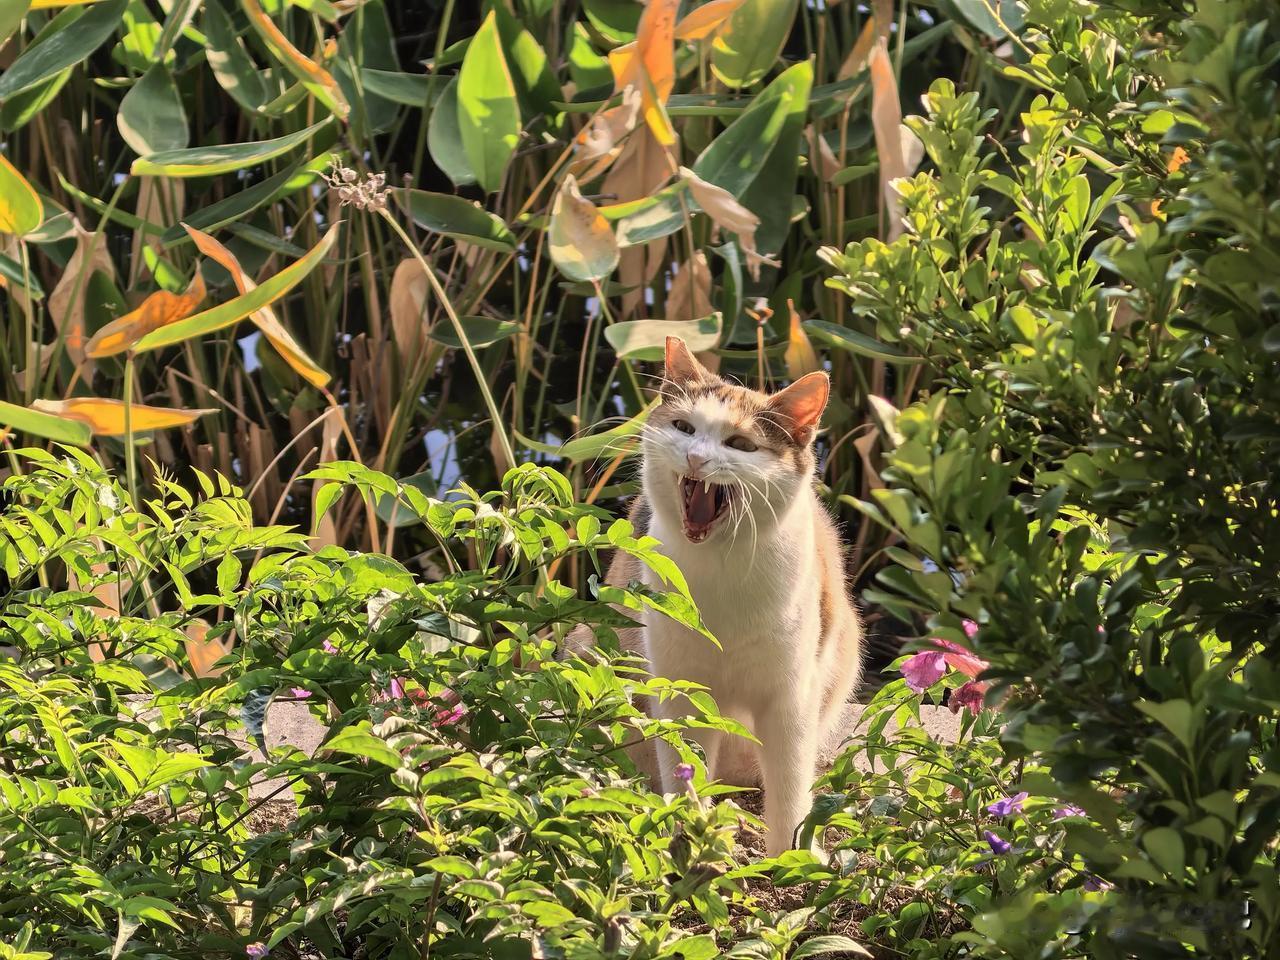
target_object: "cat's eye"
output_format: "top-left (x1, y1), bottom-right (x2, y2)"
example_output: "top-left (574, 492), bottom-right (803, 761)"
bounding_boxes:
top-left (726, 435), bottom-right (758, 452)
top-left (672, 419), bottom-right (695, 435)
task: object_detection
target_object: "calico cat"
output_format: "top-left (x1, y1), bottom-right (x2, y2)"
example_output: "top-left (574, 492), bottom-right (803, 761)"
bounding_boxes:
top-left (572, 337), bottom-right (863, 855)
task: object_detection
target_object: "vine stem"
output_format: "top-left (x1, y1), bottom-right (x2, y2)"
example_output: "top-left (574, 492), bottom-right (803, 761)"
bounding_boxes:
top-left (377, 210), bottom-right (516, 470)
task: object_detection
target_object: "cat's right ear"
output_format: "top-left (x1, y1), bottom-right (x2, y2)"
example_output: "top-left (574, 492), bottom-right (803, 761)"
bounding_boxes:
top-left (663, 336), bottom-right (709, 396)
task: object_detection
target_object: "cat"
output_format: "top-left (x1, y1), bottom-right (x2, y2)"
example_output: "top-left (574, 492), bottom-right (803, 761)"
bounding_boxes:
top-left (569, 336), bottom-right (863, 856)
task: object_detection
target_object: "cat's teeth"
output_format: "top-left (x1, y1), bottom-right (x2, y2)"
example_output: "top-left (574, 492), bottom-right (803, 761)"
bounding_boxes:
top-left (703, 479), bottom-right (710, 494)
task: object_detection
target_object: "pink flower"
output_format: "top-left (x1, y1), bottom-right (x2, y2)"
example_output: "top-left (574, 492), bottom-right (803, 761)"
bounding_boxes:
top-left (963, 619), bottom-right (979, 638)
top-left (986, 791), bottom-right (1028, 817)
top-left (984, 830), bottom-right (1011, 855)
top-left (289, 687), bottom-right (311, 700)
top-left (246, 944), bottom-right (268, 959)
top-left (433, 702), bottom-right (465, 727)
top-left (901, 652), bottom-right (947, 691)
top-left (322, 639), bottom-right (338, 654)
top-left (1053, 805), bottom-right (1086, 820)
top-left (934, 638), bottom-right (988, 678)
top-left (949, 681), bottom-right (988, 714)
top-left (388, 677), bottom-right (405, 700)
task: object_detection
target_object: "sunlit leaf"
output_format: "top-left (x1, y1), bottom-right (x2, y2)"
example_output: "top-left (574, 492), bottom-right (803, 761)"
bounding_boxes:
top-left (710, 0), bottom-right (798, 88)
top-left (242, 0), bottom-right (349, 120)
top-left (456, 11), bottom-right (520, 194)
top-left (134, 223), bottom-right (339, 353)
top-left (180, 224), bottom-right (330, 387)
top-left (398, 189), bottom-right (516, 253)
top-left (0, 399), bottom-right (92, 445)
top-left (804, 318), bottom-right (922, 363)
top-left (0, 252), bottom-right (44, 298)
top-left (604, 314), bottom-right (722, 361)
top-left (784, 300), bottom-right (819, 377)
top-left (518, 399), bottom-right (658, 462)
top-left (130, 118), bottom-right (332, 177)
top-left (0, 0), bottom-right (127, 100)
top-left (118, 63), bottom-right (189, 157)
top-left (85, 272), bottom-right (206, 358)
top-left (359, 67), bottom-right (444, 107)
top-left (549, 174), bottom-right (619, 284)
top-left (0, 152), bottom-right (43, 236)
top-left (202, 0), bottom-right (271, 112)
top-left (31, 397), bottom-right (216, 435)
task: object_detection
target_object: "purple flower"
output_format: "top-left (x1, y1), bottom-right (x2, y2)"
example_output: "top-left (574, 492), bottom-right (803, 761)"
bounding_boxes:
top-left (389, 677), bottom-right (405, 700)
top-left (673, 763), bottom-right (695, 783)
top-left (289, 687), bottom-right (311, 700)
top-left (901, 651), bottom-right (947, 691)
top-left (1084, 874), bottom-right (1112, 892)
top-left (949, 680), bottom-right (988, 714)
top-left (322, 639), bottom-right (338, 654)
top-left (1053, 805), bottom-right (1086, 820)
top-left (246, 944), bottom-right (268, 959)
top-left (433, 702), bottom-right (466, 727)
top-left (986, 791), bottom-right (1029, 817)
top-left (984, 830), bottom-right (1011, 855)
top-left (963, 619), bottom-right (979, 638)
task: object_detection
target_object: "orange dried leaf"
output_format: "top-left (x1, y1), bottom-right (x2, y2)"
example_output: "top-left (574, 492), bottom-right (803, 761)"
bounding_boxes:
top-left (570, 86), bottom-right (642, 182)
top-left (610, 0), bottom-right (678, 145)
top-left (869, 41), bottom-right (907, 240)
top-left (85, 272), bottom-right (207, 358)
top-left (32, 397), bottom-right (216, 435)
top-left (674, 0), bottom-right (748, 41)
top-left (181, 223), bottom-right (331, 387)
top-left (680, 166), bottom-right (777, 279)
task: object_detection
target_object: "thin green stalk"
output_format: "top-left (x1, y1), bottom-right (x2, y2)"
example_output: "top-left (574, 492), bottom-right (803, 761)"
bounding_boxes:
top-left (123, 353), bottom-right (137, 506)
top-left (378, 210), bottom-right (516, 469)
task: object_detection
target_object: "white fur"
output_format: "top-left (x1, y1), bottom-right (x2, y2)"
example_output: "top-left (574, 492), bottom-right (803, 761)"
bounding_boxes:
top-left (639, 403), bottom-right (850, 856)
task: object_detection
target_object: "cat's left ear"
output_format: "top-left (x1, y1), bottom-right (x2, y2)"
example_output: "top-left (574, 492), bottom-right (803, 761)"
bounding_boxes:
top-left (766, 371), bottom-right (829, 445)
top-left (663, 336), bottom-right (711, 395)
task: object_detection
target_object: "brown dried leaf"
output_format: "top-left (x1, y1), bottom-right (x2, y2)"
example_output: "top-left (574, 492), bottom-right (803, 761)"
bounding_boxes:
top-left (784, 300), bottom-right (820, 378)
top-left (680, 166), bottom-right (777, 280)
top-left (869, 41), bottom-right (908, 241)
top-left (665, 251), bottom-right (713, 321)
top-left (49, 220), bottom-right (116, 367)
top-left (389, 258), bottom-right (431, 363)
top-left (570, 86), bottom-right (642, 182)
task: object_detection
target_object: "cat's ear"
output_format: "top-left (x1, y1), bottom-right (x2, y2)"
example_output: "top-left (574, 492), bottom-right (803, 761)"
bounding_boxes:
top-left (766, 371), bottom-right (829, 445)
top-left (663, 336), bottom-right (710, 394)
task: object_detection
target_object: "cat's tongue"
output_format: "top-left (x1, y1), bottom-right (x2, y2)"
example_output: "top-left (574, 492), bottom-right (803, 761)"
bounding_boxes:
top-left (682, 478), bottom-right (724, 541)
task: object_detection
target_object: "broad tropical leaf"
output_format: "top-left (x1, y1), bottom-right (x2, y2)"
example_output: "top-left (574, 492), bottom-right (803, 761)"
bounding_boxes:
top-left (456, 11), bottom-right (520, 194)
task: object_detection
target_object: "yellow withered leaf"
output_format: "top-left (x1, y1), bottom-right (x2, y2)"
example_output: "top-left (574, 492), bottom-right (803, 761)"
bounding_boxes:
top-left (680, 166), bottom-right (777, 279)
top-left (85, 272), bottom-right (207, 358)
top-left (570, 86), bottom-right (642, 182)
top-left (784, 300), bottom-right (820, 378)
top-left (549, 174), bottom-right (620, 284)
top-left (32, 397), bottom-right (216, 435)
top-left (242, 0), bottom-right (349, 120)
top-left (181, 224), bottom-right (330, 387)
top-left (609, 0), bottom-right (678, 146)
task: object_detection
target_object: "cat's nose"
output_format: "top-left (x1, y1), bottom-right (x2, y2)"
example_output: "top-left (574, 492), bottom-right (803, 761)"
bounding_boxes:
top-left (686, 452), bottom-right (707, 476)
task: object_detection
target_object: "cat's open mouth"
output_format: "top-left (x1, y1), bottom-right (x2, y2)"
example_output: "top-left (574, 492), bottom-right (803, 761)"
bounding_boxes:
top-left (680, 476), bottom-right (733, 542)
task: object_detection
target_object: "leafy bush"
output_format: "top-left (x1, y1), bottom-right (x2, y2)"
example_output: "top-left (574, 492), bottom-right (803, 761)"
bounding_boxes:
top-left (821, 0), bottom-right (1280, 955)
top-left (0, 450), bottom-right (773, 958)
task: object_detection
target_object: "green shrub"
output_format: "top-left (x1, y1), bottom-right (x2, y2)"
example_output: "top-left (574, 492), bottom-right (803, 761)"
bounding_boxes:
top-left (0, 450), bottom-right (770, 958)
top-left (821, 0), bottom-right (1280, 955)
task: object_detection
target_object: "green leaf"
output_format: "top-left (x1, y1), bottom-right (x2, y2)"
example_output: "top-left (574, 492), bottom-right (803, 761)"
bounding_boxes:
top-left (118, 63), bottom-right (188, 156)
top-left (518, 401), bottom-right (657, 462)
top-left (803, 319), bottom-right (923, 364)
top-left (604, 315), bottom-right (723, 361)
top-left (1141, 826), bottom-right (1186, 878)
top-left (0, 0), bottom-right (29, 49)
top-left (456, 11), bottom-right (520, 193)
top-left (1136, 699), bottom-right (1197, 751)
top-left (0, 0), bottom-right (128, 100)
top-left (427, 76), bottom-right (476, 187)
top-left (0, 252), bottom-right (44, 297)
top-left (324, 723), bottom-right (403, 769)
top-left (202, 0), bottom-right (271, 113)
top-left (130, 118), bottom-right (332, 177)
top-left (793, 936), bottom-right (873, 958)
top-left (160, 156), bottom-right (327, 245)
top-left (693, 60), bottom-right (812, 200)
top-left (428, 317), bottom-right (520, 349)
top-left (359, 67), bottom-right (445, 107)
top-left (134, 223), bottom-right (339, 351)
top-left (0, 400), bottom-right (92, 445)
top-left (0, 66), bottom-right (71, 133)
top-left (710, 0), bottom-right (799, 89)
top-left (398, 189), bottom-right (516, 252)
top-left (0, 152), bottom-right (42, 236)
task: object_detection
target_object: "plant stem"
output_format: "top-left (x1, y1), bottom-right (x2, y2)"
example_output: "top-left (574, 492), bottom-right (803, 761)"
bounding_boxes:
top-left (124, 353), bottom-right (137, 505)
top-left (378, 210), bottom-right (516, 470)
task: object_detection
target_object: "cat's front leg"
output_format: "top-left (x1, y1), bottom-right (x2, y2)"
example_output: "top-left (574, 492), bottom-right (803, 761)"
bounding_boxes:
top-left (756, 696), bottom-right (819, 857)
